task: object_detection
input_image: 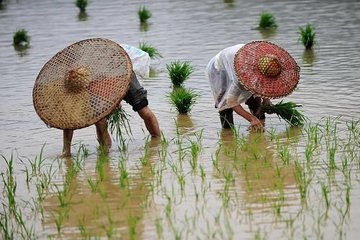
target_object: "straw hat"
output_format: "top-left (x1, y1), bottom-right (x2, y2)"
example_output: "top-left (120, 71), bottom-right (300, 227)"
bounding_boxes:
top-left (33, 38), bottom-right (133, 130)
top-left (234, 41), bottom-right (300, 99)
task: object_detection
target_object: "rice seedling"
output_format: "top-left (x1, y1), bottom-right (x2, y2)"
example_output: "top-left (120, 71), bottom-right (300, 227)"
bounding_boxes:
top-left (169, 87), bottom-right (199, 114)
top-left (166, 60), bottom-right (194, 87)
top-left (75, 0), bottom-right (88, 12)
top-left (320, 182), bottom-right (330, 209)
top-left (87, 178), bottom-right (99, 192)
top-left (263, 100), bottom-right (306, 127)
top-left (294, 160), bottom-right (312, 201)
top-left (107, 107), bottom-right (132, 142)
top-left (138, 6), bottom-right (151, 24)
top-left (299, 24), bottom-right (316, 50)
top-left (118, 158), bottom-right (129, 188)
top-left (139, 41), bottom-right (162, 59)
top-left (258, 12), bottom-right (277, 29)
top-left (278, 145), bottom-right (291, 165)
top-left (13, 28), bottom-right (30, 47)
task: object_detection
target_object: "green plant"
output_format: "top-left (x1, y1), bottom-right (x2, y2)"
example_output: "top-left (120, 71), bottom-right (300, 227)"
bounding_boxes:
top-left (139, 41), bottom-right (162, 59)
top-left (166, 60), bottom-right (194, 87)
top-left (138, 6), bottom-right (151, 23)
top-left (258, 12), bottom-right (277, 29)
top-left (107, 107), bottom-right (132, 141)
top-left (299, 24), bottom-right (316, 49)
top-left (75, 0), bottom-right (88, 12)
top-left (13, 29), bottom-right (30, 46)
top-left (263, 101), bottom-right (306, 127)
top-left (169, 88), bottom-right (199, 114)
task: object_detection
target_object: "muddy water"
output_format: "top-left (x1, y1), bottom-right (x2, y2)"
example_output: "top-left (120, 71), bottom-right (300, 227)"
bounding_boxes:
top-left (0, 0), bottom-right (360, 239)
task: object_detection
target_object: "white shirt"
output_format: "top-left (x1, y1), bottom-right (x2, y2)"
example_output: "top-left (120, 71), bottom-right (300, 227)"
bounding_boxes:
top-left (206, 44), bottom-right (252, 111)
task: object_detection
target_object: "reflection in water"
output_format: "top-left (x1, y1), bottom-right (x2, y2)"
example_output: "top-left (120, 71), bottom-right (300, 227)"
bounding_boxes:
top-left (258, 28), bottom-right (277, 40)
top-left (302, 49), bottom-right (316, 66)
top-left (140, 22), bottom-right (149, 32)
top-left (43, 139), bottom-right (160, 239)
top-left (223, 0), bottom-right (235, 8)
top-left (13, 45), bottom-right (29, 57)
top-left (77, 11), bottom-right (89, 21)
top-left (175, 114), bottom-right (194, 135)
top-left (216, 128), bottom-right (299, 209)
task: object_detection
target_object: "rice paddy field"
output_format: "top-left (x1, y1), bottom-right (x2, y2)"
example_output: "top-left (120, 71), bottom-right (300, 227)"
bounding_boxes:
top-left (1, 0), bottom-right (360, 239)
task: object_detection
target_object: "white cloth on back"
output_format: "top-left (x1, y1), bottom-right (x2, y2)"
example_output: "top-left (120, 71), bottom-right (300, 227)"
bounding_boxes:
top-left (120, 44), bottom-right (150, 79)
top-left (206, 44), bottom-right (252, 112)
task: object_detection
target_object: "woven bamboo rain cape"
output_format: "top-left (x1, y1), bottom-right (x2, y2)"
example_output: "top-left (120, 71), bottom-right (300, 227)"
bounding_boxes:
top-left (33, 38), bottom-right (133, 130)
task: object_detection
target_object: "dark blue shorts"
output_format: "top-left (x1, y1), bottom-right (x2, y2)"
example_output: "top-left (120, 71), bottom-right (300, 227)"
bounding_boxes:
top-left (123, 72), bottom-right (148, 112)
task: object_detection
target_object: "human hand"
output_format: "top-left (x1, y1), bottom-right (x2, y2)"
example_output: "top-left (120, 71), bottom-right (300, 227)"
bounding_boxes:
top-left (248, 117), bottom-right (264, 132)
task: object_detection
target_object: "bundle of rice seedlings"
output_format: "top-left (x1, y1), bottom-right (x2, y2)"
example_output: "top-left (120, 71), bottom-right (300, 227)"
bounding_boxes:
top-left (258, 12), bottom-right (278, 29)
top-left (169, 87), bottom-right (199, 114)
top-left (167, 60), bottom-right (194, 87)
top-left (13, 29), bottom-right (30, 47)
top-left (299, 23), bottom-right (316, 50)
top-left (263, 100), bottom-right (306, 127)
top-left (138, 6), bottom-right (152, 24)
top-left (139, 41), bottom-right (162, 59)
top-left (107, 107), bottom-right (132, 141)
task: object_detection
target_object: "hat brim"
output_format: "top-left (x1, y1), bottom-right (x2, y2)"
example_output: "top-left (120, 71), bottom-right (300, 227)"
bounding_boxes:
top-left (33, 38), bottom-right (133, 130)
top-left (234, 41), bottom-right (300, 99)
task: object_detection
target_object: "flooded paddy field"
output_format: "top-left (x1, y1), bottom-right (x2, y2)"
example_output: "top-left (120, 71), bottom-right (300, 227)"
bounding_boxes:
top-left (1, 0), bottom-right (360, 239)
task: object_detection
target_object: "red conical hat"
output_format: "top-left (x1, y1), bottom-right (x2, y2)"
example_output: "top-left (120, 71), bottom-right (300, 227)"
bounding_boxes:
top-left (33, 38), bottom-right (132, 130)
top-left (234, 41), bottom-right (300, 99)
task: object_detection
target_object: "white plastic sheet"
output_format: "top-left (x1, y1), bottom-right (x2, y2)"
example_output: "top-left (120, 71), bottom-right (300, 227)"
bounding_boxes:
top-left (120, 44), bottom-right (150, 79)
top-left (206, 44), bottom-right (252, 111)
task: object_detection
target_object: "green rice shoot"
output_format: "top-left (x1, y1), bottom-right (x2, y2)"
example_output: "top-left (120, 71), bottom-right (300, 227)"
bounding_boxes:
top-left (139, 41), bottom-right (162, 59)
top-left (138, 6), bottom-right (152, 24)
top-left (107, 107), bottom-right (132, 141)
top-left (169, 88), bottom-right (199, 114)
top-left (13, 29), bottom-right (30, 46)
top-left (299, 24), bottom-right (316, 49)
top-left (167, 60), bottom-right (194, 87)
top-left (264, 100), bottom-right (306, 127)
top-left (258, 12), bottom-right (278, 29)
top-left (75, 0), bottom-right (88, 12)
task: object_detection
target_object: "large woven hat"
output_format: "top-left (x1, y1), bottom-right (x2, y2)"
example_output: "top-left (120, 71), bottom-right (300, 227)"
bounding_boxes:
top-left (234, 41), bottom-right (300, 99)
top-left (33, 38), bottom-right (133, 130)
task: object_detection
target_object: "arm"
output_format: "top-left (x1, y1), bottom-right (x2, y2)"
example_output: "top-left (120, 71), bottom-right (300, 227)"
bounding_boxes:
top-left (232, 104), bottom-right (264, 131)
top-left (137, 106), bottom-right (161, 137)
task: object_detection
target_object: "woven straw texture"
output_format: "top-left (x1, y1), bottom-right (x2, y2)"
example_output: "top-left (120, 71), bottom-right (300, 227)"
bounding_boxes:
top-left (33, 38), bottom-right (132, 130)
top-left (234, 41), bottom-right (300, 99)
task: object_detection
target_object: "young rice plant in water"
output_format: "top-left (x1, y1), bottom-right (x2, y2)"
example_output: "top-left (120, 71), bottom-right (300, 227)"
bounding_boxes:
top-left (75, 0), bottom-right (88, 12)
top-left (138, 6), bottom-right (151, 24)
top-left (169, 88), bottom-right (199, 114)
top-left (167, 60), bottom-right (194, 87)
top-left (13, 29), bottom-right (30, 46)
top-left (139, 41), bottom-right (162, 59)
top-left (258, 12), bottom-right (277, 29)
top-left (299, 24), bottom-right (316, 49)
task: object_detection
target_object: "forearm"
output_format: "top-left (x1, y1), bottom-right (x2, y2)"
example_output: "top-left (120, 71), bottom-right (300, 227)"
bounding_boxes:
top-left (138, 106), bottom-right (161, 137)
top-left (232, 105), bottom-right (258, 123)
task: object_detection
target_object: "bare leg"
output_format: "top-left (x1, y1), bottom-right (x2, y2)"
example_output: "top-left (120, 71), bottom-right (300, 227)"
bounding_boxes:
top-left (137, 106), bottom-right (161, 137)
top-left (62, 129), bottom-right (74, 157)
top-left (95, 118), bottom-right (112, 154)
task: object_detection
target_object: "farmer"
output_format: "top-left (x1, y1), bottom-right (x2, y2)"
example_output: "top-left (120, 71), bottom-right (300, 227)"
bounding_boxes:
top-left (62, 71), bottom-right (160, 157)
top-left (206, 41), bottom-right (300, 131)
top-left (33, 38), bottom-right (160, 157)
